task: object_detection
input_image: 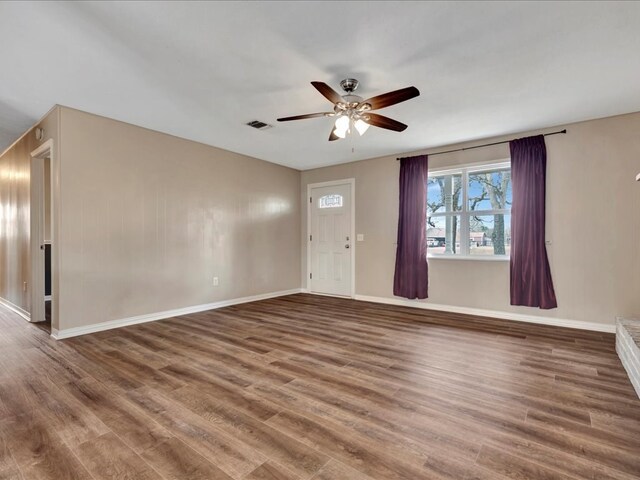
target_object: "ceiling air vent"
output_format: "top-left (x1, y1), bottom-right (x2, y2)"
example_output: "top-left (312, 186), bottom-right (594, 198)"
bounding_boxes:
top-left (246, 120), bottom-right (273, 130)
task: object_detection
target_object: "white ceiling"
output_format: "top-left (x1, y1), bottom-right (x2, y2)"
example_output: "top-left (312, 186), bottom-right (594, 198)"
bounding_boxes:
top-left (1, 1), bottom-right (640, 170)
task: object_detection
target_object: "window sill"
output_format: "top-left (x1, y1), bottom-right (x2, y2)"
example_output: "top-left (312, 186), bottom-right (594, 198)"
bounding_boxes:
top-left (427, 255), bottom-right (510, 262)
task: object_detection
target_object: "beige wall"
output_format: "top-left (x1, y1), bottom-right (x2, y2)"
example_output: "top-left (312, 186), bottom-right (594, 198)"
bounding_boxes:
top-left (0, 107), bottom-right (59, 317)
top-left (4, 106), bottom-right (638, 333)
top-left (301, 112), bottom-right (640, 327)
top-left (57, 107), bottom-right (300, 331)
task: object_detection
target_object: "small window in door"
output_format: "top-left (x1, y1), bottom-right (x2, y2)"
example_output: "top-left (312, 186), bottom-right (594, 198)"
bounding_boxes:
top-left (319, 194), bottom-right (343, 208)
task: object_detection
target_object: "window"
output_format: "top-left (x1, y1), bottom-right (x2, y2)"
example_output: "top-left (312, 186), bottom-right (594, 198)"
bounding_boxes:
top-left (318, 194), bottom-right (343, 208)
top-left (427, 161), bottom-right (511, 258)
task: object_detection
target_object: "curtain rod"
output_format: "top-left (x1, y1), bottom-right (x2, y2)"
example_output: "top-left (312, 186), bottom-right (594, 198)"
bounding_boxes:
top-left (397, 129), bottom-right (567, 160)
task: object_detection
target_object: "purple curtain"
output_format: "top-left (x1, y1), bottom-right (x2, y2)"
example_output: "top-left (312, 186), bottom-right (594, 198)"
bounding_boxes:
top-left (510, 135), bottom-right (557, 309)
top-left (394, 155), bottom-right (429, 299)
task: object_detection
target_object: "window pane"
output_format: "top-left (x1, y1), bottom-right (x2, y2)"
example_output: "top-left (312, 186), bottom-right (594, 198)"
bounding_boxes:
top-left (427, 173), bottom-right (462, 214)
top-left (318, 194), bottom-right (343, 208)
top-left (468, 214), bottom-right (511, 256)
top-left (427, 215), bottom-right (461, 255)
top-left (468, 168), bottom-right (511, 211)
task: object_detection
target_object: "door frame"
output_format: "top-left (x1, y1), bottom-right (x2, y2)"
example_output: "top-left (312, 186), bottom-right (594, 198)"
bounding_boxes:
top-left (30, 139), bottom-right (56, 328)
top-left (306, 178), bottom-right (355, 298)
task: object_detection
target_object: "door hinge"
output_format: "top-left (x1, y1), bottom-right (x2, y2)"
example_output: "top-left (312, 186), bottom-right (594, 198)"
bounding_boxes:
top-left (310, 197), bottom-right (312, 203)
top-left (310, 273), bottom-right (312, 279)
top-left (309, 234), bottom-right (312, 241)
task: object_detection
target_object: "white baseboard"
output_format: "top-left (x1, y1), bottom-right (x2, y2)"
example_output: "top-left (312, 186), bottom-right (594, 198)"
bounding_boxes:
top-left (51, 288), bottom-right (302, 340)
top-left (0, 296), bottom-right (31, 322)
top-left (353, 294), bottom-right (616, 333)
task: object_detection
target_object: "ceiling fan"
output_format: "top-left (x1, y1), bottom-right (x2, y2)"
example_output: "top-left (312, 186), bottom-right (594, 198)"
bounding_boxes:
top-left (277, 79), bottom-right (420, 141)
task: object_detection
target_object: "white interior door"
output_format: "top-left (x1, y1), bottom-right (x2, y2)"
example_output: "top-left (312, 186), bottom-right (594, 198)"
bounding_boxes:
top-left (309, 182), bottom-right (352, 297)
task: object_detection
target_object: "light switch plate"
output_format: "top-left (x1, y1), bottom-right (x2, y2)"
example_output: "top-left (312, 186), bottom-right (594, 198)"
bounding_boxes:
top-left (357, 234), bottom-right (364, 242)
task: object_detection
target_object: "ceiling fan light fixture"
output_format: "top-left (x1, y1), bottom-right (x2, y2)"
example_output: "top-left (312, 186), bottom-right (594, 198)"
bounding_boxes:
top-left (334, 115), bottom-right (350, 131)
top-left (333, 128), bottom-right (347, 139)
top-left (354, 118), bottom-right (370, 136)
top-left (333, 114), bottom-right (350, 138)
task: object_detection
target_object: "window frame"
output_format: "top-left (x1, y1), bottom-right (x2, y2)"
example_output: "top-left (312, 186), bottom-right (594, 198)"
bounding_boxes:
top-left (318, 194), bottom-right (344, 209)
top-left (427, 159), bottom-right (511, 260)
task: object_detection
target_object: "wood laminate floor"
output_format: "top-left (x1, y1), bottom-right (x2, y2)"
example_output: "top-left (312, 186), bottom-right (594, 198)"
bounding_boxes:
top-left (1, 294), bottom-right (639, 479)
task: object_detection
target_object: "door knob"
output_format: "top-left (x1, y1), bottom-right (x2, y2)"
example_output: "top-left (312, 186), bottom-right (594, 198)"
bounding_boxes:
top-left (345, 244), bottom-right (350, 249)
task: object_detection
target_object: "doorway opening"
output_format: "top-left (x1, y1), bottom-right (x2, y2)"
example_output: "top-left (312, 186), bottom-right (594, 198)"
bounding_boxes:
top-left (30, 140), bottom-right (55, 334)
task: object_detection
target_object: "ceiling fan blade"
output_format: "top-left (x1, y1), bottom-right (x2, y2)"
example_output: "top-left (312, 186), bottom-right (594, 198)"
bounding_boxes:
top-left (364, 113), bottom-right (408, 132)
top-left (311, 81), bottom-right (344, 105)
top-left (360, 86), bottom-right (420, 110)
top-left (277, 113), bottom-right (330, 122)
top-left (329, 128), bottom-right (340, 141)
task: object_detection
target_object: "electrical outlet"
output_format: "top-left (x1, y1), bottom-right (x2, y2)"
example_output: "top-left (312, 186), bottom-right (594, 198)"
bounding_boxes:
top-left (357, 234), bottom-right (364, 242)
top-left (213, 276), bottom-right (219, 287)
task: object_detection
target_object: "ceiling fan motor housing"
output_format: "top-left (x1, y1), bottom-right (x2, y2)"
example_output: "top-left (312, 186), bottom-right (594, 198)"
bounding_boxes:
top-left (340, 78), bottom-right (359, 93)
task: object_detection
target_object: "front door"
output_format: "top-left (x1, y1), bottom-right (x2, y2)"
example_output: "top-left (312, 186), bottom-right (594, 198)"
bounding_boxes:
top-left (309, 182), bottom-right (352, 297)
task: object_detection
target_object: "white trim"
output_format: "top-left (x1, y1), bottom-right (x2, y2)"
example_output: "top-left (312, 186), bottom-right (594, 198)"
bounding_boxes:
top-left (427, 254), bottom-right (510, 262)
top-left (0, 297), bottom-right (31, 322)
top-left (306, 178), bottom-right (356, 299)
top-left (50, 288), bottom-right (302, 340)
top-left (30, 140), bottom-right (55, 324)
top-left (429, 209), bottom-right (509, 218)
top-left (461, 167), bottom-right (470, 256)
top-left (305, 178), bottom-right (354, 189)
top-left (305, 291), bottom-right (352, 299)
top-left (429, 159), bottom-right (510, 175)
top-left (30, 138), bottom-right (54, 159)
top-left (353, 294), bottom-right (616, 333)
